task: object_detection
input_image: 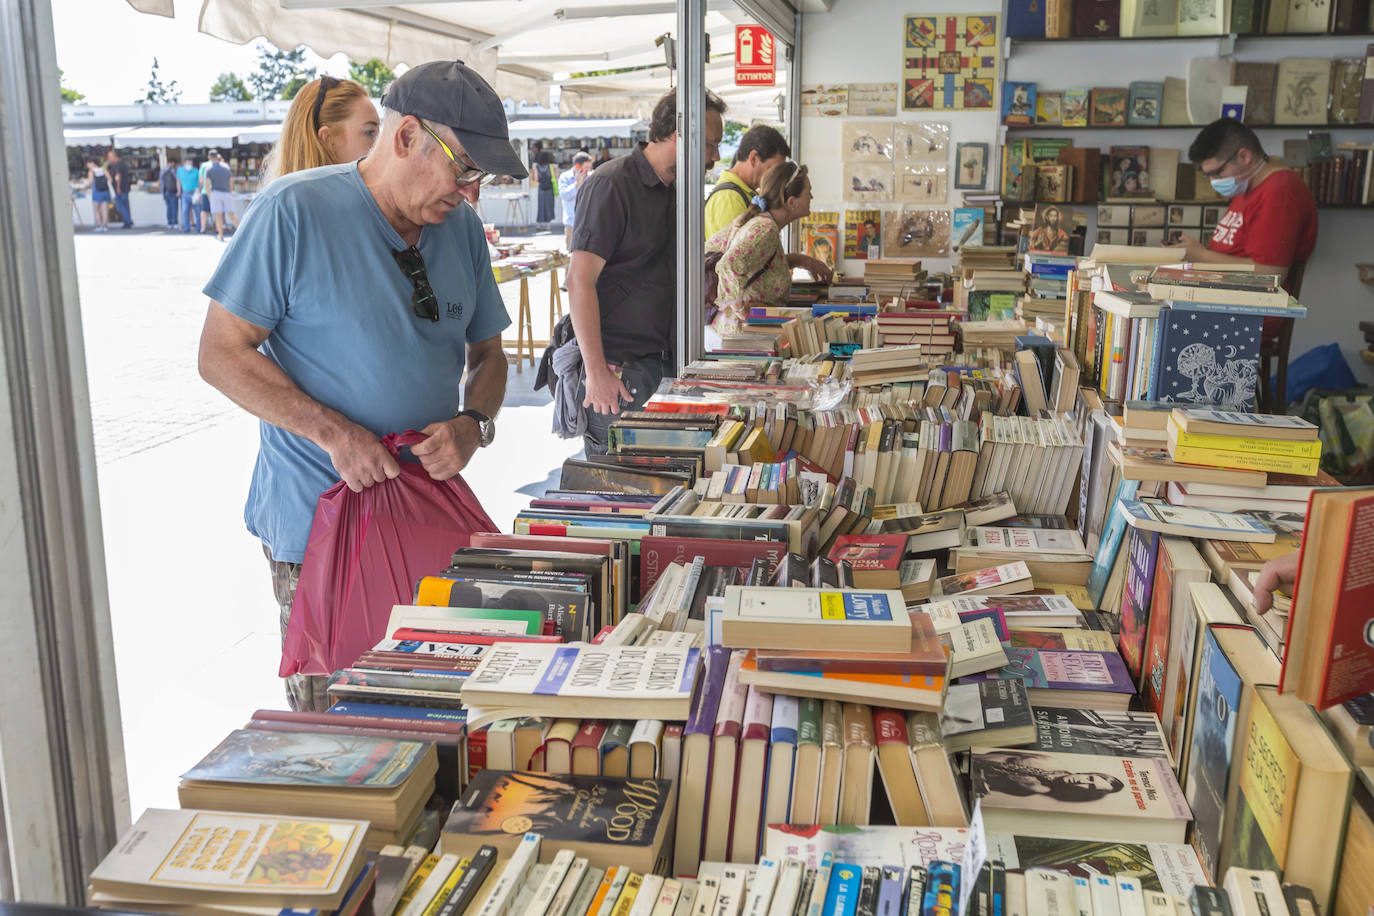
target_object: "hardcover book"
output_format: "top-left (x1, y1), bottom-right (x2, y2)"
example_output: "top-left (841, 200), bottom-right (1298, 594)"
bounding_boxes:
top-left (441, 771), bottom-right (675, 874)
top-left (180, 729), bottom-right (433, 789)
top-left (1074, 0), bottom-right (1122, 36)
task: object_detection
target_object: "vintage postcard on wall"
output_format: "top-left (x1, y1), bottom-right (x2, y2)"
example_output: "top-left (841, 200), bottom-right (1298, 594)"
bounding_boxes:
top-left (884, 207), bottom-right (951, 259)
top-left (899, 165), bottom-right (948, 204)
top-left (845, 210), bottom-right (883, 260)
top-left (1003, 81), bottom-right (1037, 126)
top-left (955, 142), bottom-right (989, 190)
top-left (1035, 91), bottom-right (1064, 126)
top-left (843, 163), bottom-right (895, 202)
top-left (800, 85), bottom-right (849, 117)
top-left (842, 122), bottom-right (895, 163)
top-left (895, 121), bottom-right (951, 163)
top-left (1108, 146), bottom-right (1151, 198)
top-left (848, 83), bottom-right (899, 117)
top-left (800, 212), bottom-right (841, 271)
top-left (1176, 0), bottom-right (1228, 35)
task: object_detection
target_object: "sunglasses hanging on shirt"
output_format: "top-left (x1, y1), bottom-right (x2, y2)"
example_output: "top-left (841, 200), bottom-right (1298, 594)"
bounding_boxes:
top-left (392, 246), bottom-right (440, 322)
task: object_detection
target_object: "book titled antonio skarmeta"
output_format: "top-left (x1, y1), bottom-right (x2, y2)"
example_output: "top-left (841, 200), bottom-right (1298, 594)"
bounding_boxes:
top-left (461, 643), bottom-right (701, 722)
top-left (721, 586), bottom-right (912, 652)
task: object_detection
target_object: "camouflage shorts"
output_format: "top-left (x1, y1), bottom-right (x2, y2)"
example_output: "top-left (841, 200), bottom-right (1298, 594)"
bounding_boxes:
top-left (265, 546), bottom-right (331, 713)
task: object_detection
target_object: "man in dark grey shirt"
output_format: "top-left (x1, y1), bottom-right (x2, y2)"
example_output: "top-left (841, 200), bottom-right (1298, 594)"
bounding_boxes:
top-left (567, 88), bottom-right (727, 455)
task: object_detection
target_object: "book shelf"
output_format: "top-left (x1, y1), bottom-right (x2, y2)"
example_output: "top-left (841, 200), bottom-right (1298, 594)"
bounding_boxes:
top-left (1007, 31), bottom-right (1374, 46)
top-left (1004, 123), bottom-right (1374, 131)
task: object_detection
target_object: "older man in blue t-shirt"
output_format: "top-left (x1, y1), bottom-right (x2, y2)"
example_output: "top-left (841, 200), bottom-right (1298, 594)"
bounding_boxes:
top-left (198, 61), bottom-right (526, 712)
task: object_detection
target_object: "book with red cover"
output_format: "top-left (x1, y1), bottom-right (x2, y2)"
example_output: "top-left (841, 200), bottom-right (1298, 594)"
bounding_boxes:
top-left (639, 535), bottom-right (786, 595)
top-left (570, 720), bottom-right (608, 776)
top-left (1073, 0), bottom-right (1121, 36)
top-left (1283, 487), bottom-right (1374, 709)
top-left (827, 534), bottom-right (909, 589)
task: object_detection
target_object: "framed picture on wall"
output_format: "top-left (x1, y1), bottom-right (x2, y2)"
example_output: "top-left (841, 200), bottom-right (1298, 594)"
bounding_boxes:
top-left (954, 142), bottom-right (989, 190)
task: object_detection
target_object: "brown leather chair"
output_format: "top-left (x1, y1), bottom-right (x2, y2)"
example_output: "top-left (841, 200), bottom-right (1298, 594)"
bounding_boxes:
top-left (1257, 258), bottom-right (1305, 414)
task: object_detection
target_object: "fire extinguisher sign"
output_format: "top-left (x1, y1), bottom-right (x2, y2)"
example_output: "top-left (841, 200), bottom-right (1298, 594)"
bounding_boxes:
top-left (734, 25), bottom-right (776, 86)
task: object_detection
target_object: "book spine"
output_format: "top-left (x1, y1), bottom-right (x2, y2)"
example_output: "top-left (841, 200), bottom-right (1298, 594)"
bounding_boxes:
top-left (1167, 443), bottom-right (1320, 475)
top-left (440, 848), bottom-right (498, 916)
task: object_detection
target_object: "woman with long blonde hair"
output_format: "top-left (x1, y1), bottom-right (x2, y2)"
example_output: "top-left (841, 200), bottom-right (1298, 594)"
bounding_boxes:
top-left (263, 75), bottom-right (380, 181)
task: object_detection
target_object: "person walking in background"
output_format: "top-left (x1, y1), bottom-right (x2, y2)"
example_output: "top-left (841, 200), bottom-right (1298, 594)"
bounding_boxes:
top-left (176, 157), bottom-right (200, 233)
top-left (706, 160), bottom-right (818, 337)
top-left (557, 151), bottom-right (592, 250)
top-left (86, 158), bottom-right (111, 232)
top-left (105, 149), bottom-right (132, 228)
top-left (263, 76), bottom-right (379, 182)
top-left (198, 156), bottom-right (215, 233)
top-left (593, 147), bottom-right (612, 170)
top-left (534, 150), bottom-right (557, 231)
top-left (205, 151), bottom-right (237, 241)
top-left (159, 161), bottom-right (180, 229)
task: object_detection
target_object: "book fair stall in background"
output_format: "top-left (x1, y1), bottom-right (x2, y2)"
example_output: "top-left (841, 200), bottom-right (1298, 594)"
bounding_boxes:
top-left (9, 0), bottom-right (1374, 913)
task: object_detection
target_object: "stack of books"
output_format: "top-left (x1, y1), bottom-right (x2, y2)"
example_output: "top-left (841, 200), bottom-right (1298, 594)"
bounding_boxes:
top-left (1166, 409), bottom-right (1323, 477)
top-left (863, 259), bottom-right (929, 305)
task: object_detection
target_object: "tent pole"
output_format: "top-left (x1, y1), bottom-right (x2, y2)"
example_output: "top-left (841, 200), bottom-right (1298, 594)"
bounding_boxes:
top-left (675, 0), bottom-right (706, 373)
top-left (783, 8), bottom-right (803, 254)
top-left (0, 0), bottom-right (128, 900)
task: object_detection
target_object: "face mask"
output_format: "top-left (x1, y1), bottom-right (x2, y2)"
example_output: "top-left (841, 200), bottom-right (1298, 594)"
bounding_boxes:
top-left (1210, 175), bottom-right (1249, 197)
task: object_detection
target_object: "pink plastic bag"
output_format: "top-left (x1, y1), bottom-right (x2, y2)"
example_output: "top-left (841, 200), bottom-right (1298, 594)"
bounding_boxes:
top-left (280, 430), bottom-right (497, 677)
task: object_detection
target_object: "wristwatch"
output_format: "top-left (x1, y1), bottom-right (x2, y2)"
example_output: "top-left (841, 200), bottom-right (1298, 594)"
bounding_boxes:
top-left (457, 409), bottom-right (495, 447)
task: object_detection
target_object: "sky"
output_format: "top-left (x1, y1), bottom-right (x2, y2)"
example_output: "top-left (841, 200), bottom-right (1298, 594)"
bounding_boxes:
top-left (52, 0), bottom-right (353, 105)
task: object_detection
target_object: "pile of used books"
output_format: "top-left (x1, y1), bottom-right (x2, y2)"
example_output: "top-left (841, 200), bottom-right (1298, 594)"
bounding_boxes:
top-left (84, 246), bottom-right (1374, 916)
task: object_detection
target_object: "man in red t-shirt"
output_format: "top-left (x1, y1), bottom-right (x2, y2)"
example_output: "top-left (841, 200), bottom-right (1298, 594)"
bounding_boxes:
top-left (1167, 118), bottom-right (1318, 338)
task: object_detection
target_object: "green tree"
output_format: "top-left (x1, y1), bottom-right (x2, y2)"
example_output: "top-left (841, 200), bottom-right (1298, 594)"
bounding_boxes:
top-left (347, 59), bottom-right (395, 97)
top-left (58, 68), bottom-right (84, 104)
top-left (209, 72), bottom-right (253, 102)
top-left (248, 43), bottom-right (315, 102)
top-left (280, 76), bottom-right (311, 100)
top-left (138, 57), bottom-right (181, 104)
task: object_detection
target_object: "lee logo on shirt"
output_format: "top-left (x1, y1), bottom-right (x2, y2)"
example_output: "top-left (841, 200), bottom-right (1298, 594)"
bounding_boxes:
top-left (446, 301), bottom-right (464, 319)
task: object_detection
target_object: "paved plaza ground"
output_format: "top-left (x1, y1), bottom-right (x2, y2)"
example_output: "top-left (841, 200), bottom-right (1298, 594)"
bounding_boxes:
top-left (73, 222), bottom-right (581, 813)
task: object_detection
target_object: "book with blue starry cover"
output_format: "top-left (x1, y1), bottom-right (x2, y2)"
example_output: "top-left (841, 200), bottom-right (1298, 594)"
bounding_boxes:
top-left (1149, 309), bottom-right (1263, 411)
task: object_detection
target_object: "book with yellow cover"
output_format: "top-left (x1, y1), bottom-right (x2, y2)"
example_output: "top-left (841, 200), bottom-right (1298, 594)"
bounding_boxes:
top-left (1167, 420), bottom-right (1323, 458)
top-left (738, 426), bottom-right (777, 465)
top-left (89, 810), bottom-right (368, 909)
top-left (1165, 430), bottom-right (1321, 476)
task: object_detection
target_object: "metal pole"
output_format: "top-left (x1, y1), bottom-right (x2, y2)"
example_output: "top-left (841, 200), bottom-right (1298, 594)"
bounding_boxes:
top-left (783, 8), bottom-right (802, 254)
top-left (0, 0), bottom-right (128, 900)
top-left (675, 0), bottom-right (706, 373)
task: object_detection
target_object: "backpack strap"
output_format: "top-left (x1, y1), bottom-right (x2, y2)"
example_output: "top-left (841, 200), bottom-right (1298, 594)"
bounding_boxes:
top-left (707, 181), bottom-right (752, 206)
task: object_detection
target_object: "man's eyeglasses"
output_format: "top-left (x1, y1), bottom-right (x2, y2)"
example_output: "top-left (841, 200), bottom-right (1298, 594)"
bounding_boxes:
top-left (418, 120), bottom-right (494, 187)
top-left (1201, 147), bottom-right (1241, 180)
top-left (312, 75), bottom-right (339, 130)
top-left (392, 246), bottom-right (439, 322)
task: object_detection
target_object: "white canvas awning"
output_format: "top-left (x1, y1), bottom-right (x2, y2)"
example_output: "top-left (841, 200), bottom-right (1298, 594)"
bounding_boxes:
top-left (63, 127), bottom-right (136, 146)
top-left (113, 126), bottom-right (241, 148)
top-left (506, 118), bottom-right (645, 140)
top-left (234, 123), bottom-right (284, 144)
top-left (169, 0), bottom-right (791, 115)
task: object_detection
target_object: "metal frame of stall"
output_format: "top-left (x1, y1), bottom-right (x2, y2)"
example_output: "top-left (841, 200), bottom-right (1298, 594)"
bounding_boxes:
top-left (0, 0), bottom-right (806, 899)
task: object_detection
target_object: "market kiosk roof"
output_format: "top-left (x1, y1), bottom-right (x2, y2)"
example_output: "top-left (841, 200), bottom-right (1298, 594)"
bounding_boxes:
top-left (113, 126), bottom-right (242, 148)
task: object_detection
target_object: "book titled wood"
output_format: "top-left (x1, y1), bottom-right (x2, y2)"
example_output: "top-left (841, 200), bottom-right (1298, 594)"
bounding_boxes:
top-left (441, 771), bottom-right (674, 875)
top-left (461, 644), bottom-right (701, 723)
top-left (721, 586), bottom-right (913, 652)
top-left (89, 809), bottom-right (368, 909)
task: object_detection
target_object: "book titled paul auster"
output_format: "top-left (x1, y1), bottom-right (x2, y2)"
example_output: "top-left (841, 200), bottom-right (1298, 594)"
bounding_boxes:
top-left (461, 644), bottom-right (701, 722)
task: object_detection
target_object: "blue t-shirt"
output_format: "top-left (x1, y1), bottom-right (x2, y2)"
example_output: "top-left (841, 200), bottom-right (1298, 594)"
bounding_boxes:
top-left (177, 165), bottom-right (200, 193)
top-left (203, 162), bottom-right (511, 563)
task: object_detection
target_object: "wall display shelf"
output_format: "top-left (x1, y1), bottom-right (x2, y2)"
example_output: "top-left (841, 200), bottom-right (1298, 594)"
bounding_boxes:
top-left (1008, 32), bottom-right (1374, 47)
top-left (1003, 124), bottom-right (1374, 131)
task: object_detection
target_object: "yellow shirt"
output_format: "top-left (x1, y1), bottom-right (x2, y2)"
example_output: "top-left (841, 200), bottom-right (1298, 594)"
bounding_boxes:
top-left (704, 170), bottom-right (754, 239)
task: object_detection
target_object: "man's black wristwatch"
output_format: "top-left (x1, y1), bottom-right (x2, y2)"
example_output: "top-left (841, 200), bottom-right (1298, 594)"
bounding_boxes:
top-left (457, 409), bottom-right (495, 447)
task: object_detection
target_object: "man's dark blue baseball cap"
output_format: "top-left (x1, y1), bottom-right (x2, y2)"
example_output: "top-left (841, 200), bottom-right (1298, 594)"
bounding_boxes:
top-left (382, 60), bottom-right (528, 179)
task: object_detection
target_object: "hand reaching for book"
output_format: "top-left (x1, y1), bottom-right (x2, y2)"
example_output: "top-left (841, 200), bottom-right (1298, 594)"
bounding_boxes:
top-left (1254, 550), bottom-right (1300, 614)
